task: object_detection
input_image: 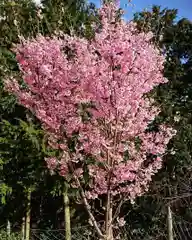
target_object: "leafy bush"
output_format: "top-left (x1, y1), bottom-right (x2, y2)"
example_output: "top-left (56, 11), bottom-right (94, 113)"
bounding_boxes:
top-left (0, 229), bottom-right (21, 240)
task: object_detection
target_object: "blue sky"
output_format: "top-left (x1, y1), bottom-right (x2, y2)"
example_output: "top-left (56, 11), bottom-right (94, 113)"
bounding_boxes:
top-left (89, 0), bottom-right (192, 21)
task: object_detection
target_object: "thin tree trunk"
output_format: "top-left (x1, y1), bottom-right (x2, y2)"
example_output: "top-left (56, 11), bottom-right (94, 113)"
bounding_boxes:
top-left (108, 205), bottom-right (113, 240)
top-left (105, 192), bottom-right (113, 240)
top-left (167, 205), bottom-right (174, 240)
top-left (63, 188), bottom-right (71, 240)
top-left (21, 216), bottom-right (25, 240)
top-left (25, 189), bottom-right (31, 240)
top-left (6, 219), bottom-right (11, 239)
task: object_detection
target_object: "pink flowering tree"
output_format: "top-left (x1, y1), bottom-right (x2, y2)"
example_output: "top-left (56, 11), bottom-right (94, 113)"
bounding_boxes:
top-left (5, 3), bottom-right (176, 239)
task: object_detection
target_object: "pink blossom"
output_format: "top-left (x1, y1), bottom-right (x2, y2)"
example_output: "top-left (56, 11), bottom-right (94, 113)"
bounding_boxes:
top-left (45, 157), bottom-right (57, 170)
top-left (59, 164), bottom-right (69, 177)
top-left (74, 168), bottom-right (84, 178)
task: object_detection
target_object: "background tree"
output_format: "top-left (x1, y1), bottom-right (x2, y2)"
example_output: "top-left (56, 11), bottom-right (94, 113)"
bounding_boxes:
top-left (0, 0), bottom-right (97, 238)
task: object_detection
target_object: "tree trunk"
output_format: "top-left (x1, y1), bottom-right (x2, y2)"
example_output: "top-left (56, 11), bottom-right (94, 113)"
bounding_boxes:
top-left (105, 192), bottom-right (113, 240)
top-left (6, 219), bottom-right (11, 239)
top-left (25, 189), bottom-right (31, 240)
top-left (21, 216), bottom-right (25, 240)
top-left (167, 205), bottom-right (174, 240)
top-left (63, 188), bottom-right (71, 240)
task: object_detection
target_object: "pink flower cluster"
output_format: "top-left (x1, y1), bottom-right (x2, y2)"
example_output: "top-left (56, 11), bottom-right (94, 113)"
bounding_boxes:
top-left (5, 3), bottom-right (175, 201)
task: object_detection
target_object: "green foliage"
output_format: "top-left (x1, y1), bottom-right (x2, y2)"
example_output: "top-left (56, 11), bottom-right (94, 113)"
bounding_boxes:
top-left (41, 0), bottom-right (97, 38)
top-left (134, 5), bottom-right (177, 46)
top-left (0, 117), bottom-right (46, 205)
top-left (0, 183), bottom-right (12, 204)
top-left (0, 230), bottom-right (21, 240)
